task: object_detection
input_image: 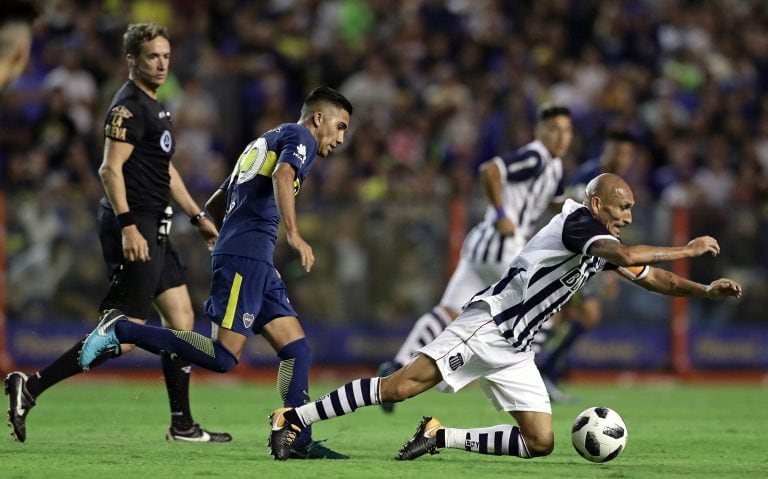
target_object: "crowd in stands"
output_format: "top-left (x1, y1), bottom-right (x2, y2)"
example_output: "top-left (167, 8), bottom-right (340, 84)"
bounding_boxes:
top-left (3, 0), bottom-right (767, 326)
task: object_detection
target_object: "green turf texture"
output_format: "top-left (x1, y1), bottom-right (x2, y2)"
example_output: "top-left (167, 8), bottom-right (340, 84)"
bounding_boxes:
top-left (2, 379), bottom-right (766, 478)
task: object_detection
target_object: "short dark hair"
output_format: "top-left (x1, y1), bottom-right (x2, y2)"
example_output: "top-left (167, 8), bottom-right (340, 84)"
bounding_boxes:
top-left (0, 0), bottom-right (38, 27)
top-left (123, 22), bottom-right (169, 57)
top-left (537, 104), bottom-right (571, 122)
top-left (301, 86), bottom-right (353, 118)
top-left (605, 129), bottom-right (636, 144)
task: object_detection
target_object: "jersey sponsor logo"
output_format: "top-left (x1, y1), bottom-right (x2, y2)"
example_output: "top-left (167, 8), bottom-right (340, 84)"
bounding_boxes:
top-left (233, 137), bottom-right (277, 184)
top-left (294, 144), bottom-right (307, 165)
top-left (448, 353), bottom-right (464, 370)
top-left (158, 110), bottom-right (171, 119)
top-left (106, 105), bottom-right (132, 140)
top-left (242, 312), bottom-right (255, 329)
top-left (105, 124), bottom-right (127, 141)
top-left (559, 257), bottom-right (604, 292)
top-left (160, 130), bottom-right (172, 153)
top-left (559, 267), bottom-right (589, 292)
top-left (110, 105), bottom-right (133, 119)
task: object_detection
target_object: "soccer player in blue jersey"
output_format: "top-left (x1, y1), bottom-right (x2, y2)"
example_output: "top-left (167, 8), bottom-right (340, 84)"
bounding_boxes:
top-left (79, 86), bottom-right (353, 459)
top-left (378, 105), bottom-right (573, 412)
top-left (267, 173), bottom-right (741, 461)
top-left (534, 130), bottom-right (637, 402)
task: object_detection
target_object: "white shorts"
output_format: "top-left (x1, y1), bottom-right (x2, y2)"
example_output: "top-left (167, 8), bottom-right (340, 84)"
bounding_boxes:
top-left (419, 306), bottom-right (551, 413)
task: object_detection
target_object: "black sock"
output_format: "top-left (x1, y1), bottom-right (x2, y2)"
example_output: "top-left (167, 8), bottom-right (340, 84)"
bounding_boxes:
top-left (161, 354), bottom-right (194, 430)
top-left (436, 429), bottom-right (446, 448)
top-left (284, 408), bottom-right (304, 428)
top-left (26, 338), bottom-right (108, 399)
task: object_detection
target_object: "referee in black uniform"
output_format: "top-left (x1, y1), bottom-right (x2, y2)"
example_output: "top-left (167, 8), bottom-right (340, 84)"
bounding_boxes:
top-left (5, 22), bottom-right (230, 443)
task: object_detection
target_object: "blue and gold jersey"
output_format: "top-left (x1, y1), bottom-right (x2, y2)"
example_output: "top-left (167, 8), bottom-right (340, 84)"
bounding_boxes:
top-left (212, 123), bottom-right (318, 263)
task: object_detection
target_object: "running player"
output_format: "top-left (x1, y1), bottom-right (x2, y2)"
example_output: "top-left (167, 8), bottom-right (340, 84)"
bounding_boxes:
top-left (267, 173), bottom-right (741, 461)
top-left (378, 105), bottom-right (573, 412)
top-left (79, 86), bottom-right (353, 459)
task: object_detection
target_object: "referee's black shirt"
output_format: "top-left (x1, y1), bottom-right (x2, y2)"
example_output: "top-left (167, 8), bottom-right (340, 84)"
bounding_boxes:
top-left (100, 80), bottom-right (176, 215)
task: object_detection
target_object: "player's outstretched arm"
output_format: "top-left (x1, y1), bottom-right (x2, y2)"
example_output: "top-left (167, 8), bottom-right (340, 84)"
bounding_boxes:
top-left (632, 267), bottom-right (742, 299)
top-left (590, 235), bottom-right (720, 267)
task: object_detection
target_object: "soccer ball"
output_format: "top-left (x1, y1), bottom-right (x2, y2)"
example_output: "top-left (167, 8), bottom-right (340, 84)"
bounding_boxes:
top-left (571, 406), bottom-right (628, 463)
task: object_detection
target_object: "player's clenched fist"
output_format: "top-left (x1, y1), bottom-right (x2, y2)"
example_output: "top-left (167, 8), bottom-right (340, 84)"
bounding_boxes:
top-left (687, 236), bottom-right (720, 257)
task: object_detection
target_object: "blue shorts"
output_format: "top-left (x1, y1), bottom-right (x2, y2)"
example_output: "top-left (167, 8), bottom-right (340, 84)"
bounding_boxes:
top-left (203, 254), bottom-right (297, 335)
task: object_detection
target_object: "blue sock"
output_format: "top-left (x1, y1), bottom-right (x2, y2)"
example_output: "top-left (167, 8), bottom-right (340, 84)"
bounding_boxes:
top-left (115, 320), bottom-right (237, 373)
top-left (277, 338), bottom-right (312, 448)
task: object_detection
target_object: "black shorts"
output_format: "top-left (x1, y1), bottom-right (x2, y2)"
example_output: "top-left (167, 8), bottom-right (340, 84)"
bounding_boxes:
top-left (97, 205), bottom-right (186, 318)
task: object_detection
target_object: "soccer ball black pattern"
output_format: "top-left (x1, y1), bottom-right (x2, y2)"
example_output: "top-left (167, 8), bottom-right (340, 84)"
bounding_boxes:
top-left (571, 406), bottom-right (627, 463)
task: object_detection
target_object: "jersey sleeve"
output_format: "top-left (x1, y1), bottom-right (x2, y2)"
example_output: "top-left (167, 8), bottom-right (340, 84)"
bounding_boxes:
top-left (562, 208), bottom-right (618, 254)
top-left (495, 150), bottom-right (544, 183)
top-left (103, 99), bottom-right (144, 144)
top-left (276, 125), bottom-right (310, 174)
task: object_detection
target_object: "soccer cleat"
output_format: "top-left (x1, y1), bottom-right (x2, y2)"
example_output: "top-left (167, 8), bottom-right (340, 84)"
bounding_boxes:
top-left (166, 423), bottom-right (233, 442)
top-left (396, 416), bottom-right (444, 460)
top-left (289, 439), bottom-right (350, 459)
top-left (5, 372), bottom-right (36, 443)
top-left (377, 360), bottom-right (398, 414)
top-left (79, 308), bottom-right (125, 370)
top-left (268, 407), bottom-right (304, 460)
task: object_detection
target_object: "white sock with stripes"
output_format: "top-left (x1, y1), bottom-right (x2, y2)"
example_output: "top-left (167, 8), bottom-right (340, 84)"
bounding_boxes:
top-left (294, 377), bottom-right (381, 426)
top-left (444, 424), bottom-right (531, 457)
top-left (393, 306), bottom-right (452, 367)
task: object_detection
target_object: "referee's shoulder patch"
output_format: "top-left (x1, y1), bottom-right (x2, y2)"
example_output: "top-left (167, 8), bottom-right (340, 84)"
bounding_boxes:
top-left (110, 105), bottom-right (133, 118)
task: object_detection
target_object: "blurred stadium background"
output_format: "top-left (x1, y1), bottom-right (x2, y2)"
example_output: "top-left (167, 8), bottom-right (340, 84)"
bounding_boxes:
top-left (1, 0), bottom-right (767, 381)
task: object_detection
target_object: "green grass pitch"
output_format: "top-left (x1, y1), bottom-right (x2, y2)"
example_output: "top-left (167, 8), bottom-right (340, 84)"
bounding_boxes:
top-left (2, 377), bottom-right (766, 478)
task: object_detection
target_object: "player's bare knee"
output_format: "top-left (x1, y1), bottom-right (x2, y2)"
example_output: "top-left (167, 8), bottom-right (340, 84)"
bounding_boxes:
top-left (380, 377), bottom-right (409, 403)
top-left (524, 430), bottom-right (555, 457)
top-left (119, 343), bottom-right (136, 354)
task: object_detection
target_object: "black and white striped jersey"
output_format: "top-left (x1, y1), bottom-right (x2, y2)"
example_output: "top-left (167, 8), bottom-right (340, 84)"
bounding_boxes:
top-left (467, 199), bottom-right (625, 352)
top-left (461, 139), bottom-right (565, 266)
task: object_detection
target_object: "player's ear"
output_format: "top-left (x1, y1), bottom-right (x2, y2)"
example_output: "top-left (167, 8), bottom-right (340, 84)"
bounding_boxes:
top-left (589, 196), bottom-right (601, 213)
top-left (312, 111), bottom-right (323, 128)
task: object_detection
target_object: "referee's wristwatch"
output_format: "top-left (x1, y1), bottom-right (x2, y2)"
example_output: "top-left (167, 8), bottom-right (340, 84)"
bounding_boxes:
top-left (190, 210), bottom-right (208, 226)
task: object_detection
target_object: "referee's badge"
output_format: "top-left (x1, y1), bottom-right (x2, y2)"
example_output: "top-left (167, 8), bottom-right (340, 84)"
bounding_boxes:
top-left (160, 130), bottom-right (172, 153)
top-left (242, 313), bottom-right (255, 329)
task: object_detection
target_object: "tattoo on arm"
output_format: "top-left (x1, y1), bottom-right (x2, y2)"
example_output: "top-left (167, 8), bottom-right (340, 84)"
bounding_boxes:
top-left (652, 251), bottom-right (671, 262)
top-left (668, 277), bottom-right (680, 294)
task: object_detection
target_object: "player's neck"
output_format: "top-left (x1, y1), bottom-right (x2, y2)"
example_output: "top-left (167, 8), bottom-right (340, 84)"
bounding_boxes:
top-left (129, 75), bottom-right (159, 100)
top-left (297, 119), bottom-right (317, 138)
